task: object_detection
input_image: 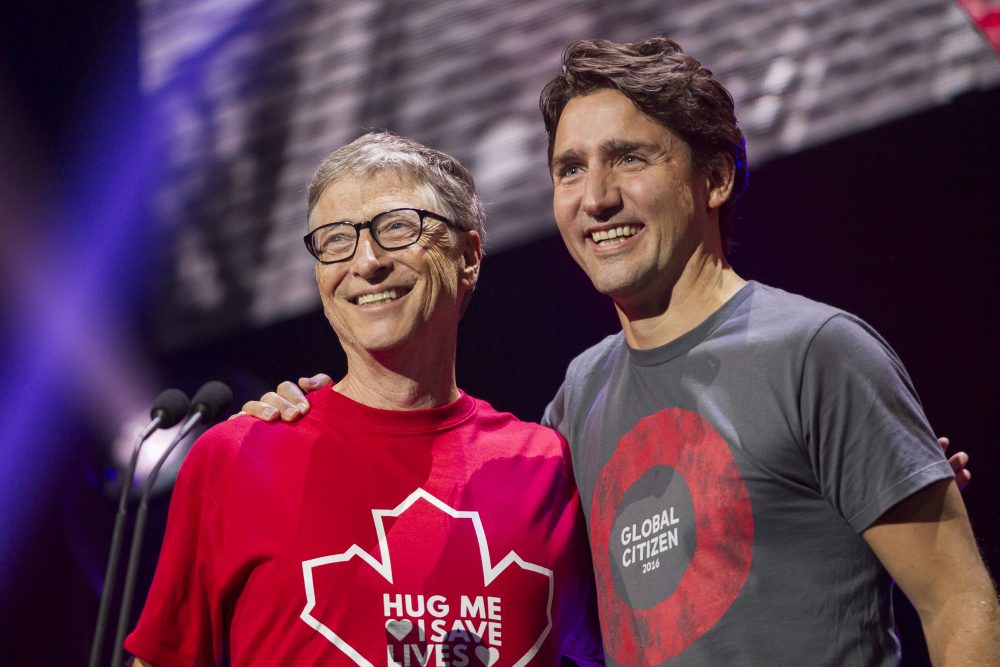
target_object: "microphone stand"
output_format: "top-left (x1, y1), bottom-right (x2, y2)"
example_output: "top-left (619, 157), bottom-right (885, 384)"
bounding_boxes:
top-left (87, 416), bottom-right (163, 667)
top-left (109, 411), bottom-right (203, 667)
top-left (108, 381), bottom-right (230, 666)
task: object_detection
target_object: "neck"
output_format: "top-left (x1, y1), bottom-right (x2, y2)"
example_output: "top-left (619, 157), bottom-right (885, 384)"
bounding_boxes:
top-left (335, 339), bottom-right (460, 410)
top-left (616, 246), bottom-right (745, 350)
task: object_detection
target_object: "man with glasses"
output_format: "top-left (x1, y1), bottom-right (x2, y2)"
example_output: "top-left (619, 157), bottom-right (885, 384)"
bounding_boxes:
top-left (243, 37), bottom-right (997, 665)
top-left (124, 132), bottom-right (603, 666)
top-left (305, 208), bottom-right (454, 267)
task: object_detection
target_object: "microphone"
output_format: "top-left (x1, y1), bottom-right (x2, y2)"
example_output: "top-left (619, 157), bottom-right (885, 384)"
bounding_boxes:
top-left (110, 381), bottom-right (233, 667)
top-left (89, 388), bottom-right (190, 667)
top-left (189, 380), bottom-right (234, 422)
top-left (150, 389), bottom-right (191, 428)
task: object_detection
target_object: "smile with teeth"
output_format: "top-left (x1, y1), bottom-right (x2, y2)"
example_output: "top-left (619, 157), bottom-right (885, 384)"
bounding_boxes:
top-left (355, 289), bottom-right (402, 306)
top-left (590, 225), bottom-right (639, 245)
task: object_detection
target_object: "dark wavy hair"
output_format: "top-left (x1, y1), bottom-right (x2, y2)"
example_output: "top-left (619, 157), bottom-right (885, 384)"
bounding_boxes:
top-left (540, 37), bottom-right (748, 244)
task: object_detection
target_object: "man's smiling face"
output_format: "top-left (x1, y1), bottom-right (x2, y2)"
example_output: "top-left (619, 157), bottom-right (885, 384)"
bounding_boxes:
top-left (309, 170), bottom-right (480, 357)
top-left (550, 89), bottom-right (717, 312)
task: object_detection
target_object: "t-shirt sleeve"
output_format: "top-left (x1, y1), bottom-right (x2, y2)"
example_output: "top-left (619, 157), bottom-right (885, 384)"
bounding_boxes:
top-left (543, 357), bottom-right (581, 435)
top-left (799, 314), bottom-right (953, 532)
top-left (540, 385), bottom-right (564, 432)
top-left (542, 335), bottom-right (619, 437)
top-left (123, 428), bottom-right (233, 666)
top-left (559, 569), bottom-right (606, 666)
top-left (549, 433), bottom-right (605, 666)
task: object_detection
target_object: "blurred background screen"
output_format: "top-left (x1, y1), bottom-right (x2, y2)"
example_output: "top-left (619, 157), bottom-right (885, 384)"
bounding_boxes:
top-left (139, 0), bottom-right (1000, 348)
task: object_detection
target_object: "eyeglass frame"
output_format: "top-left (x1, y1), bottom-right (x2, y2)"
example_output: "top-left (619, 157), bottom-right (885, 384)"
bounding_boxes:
top-left (303, 207), bottom-right (458, 264)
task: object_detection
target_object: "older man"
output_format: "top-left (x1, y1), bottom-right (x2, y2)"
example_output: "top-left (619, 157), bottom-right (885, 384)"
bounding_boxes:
top-left (124, 133), bottom-right (602, 666)
top-left (251, 38), bottom-right (998, 666)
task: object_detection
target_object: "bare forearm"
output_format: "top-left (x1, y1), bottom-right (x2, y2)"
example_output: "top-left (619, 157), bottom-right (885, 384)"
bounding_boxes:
top-left (922, 588), bottom-right (1000, 666)
top-left (865, 481), bottom-right (1000, 666)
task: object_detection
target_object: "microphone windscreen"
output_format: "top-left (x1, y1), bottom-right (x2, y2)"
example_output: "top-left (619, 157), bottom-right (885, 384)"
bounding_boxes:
top-left (150, 388), bottom-right (191, 428)
top-left (190, 381), bottom-right (234, 421)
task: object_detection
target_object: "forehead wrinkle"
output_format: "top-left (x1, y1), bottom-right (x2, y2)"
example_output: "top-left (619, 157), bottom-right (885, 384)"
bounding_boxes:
top-left (308, 173), bottom-right (451, 230)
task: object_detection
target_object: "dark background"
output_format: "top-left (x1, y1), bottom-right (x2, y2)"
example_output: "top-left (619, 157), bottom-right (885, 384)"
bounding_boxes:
top-left (1, 1), bottom-right (997, 665)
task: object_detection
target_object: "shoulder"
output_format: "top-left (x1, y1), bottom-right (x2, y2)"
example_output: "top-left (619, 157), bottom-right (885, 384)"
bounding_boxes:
top-left (740, 282), bottom-right (895, 361)
top-left (173, 417), bottom-right (255, 492)
top-left (564, 332), bottom-right (627, 380)
top-left (467, 394), bottom-right (561, 438)
top-left (804, 312), bottom-right (907, 381)
top-left (725, 283), bottom-right (896, 369)
top-left (465, 394), bottom-right (570, 454)
top-left (741, 282), bottom-right (845, 342)
top-left (183, 418), bottom-right (247, 468)
top-left (737, 283), bottom-right (904, 375)
top-left (182, 408), bottom-right (321, 483)
top-left (541, 333), bottom-right (625, 431)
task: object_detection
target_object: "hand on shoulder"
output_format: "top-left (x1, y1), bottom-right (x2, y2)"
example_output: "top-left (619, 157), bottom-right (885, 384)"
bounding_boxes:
top-left (230, 374), bottom-right (332, 423)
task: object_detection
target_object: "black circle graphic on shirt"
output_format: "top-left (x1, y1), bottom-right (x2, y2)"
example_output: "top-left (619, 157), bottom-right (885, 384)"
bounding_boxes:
top-left (610, 465), bottom-right (696, 609)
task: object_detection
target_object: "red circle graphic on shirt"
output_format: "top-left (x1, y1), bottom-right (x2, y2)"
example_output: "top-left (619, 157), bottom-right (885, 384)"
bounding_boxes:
top-left (591, 408), bottom-right (754, 665)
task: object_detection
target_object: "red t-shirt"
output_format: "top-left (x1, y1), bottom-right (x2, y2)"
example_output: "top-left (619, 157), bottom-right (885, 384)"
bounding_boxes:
top-left (125, 389), bottom-right (603, 666)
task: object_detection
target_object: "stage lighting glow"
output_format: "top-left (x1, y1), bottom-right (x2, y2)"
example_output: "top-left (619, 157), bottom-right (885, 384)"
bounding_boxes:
top-left (107, 413), bottom-right (201, 499)
top-left (0, 28), bottom-right (170, 588)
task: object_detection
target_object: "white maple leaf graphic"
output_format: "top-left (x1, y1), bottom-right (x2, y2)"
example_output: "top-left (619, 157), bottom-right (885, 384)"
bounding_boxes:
top-left (300, 488), bottom-right (554, 667)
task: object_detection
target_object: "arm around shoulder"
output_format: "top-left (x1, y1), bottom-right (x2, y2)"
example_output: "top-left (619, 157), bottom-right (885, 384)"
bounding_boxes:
top-left (863, 479), bottom-right (1000, 666)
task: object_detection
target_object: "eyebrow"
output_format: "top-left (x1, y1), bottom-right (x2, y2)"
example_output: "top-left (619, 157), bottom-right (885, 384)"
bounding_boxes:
top-left (550, 148), bottom-right (583, 175)
top-left (601, 139), bottom-right (657, 156)
top-left (551, 139), bottom-right (660, 174)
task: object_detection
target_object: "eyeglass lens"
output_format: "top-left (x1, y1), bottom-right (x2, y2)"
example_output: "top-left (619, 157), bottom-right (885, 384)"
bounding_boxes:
top-left (312, 209), bottom-right (423, 261)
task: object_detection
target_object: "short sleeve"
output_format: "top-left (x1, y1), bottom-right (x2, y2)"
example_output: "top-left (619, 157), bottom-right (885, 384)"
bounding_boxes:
top-left (799, 314), bottom-right (953, 532)
top-left (551, 432), bottom-right (605, 666)
top-left (541, 382), bottom-right (566, 432)
top-left (559, 567), bottom-right (606, 666)
top-left (124, 429), bottom-right (234, 666)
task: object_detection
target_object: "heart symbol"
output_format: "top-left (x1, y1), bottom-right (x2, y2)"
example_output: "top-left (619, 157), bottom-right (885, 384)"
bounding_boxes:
top-left (385, 619), bottom-right (413, 641)
top-left (475, 646), bottom-right (499, 666)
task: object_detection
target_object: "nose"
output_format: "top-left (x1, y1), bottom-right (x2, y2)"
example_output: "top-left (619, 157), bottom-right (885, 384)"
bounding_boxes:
top-left (351, 230), bottom-right (391, 279)
top-left (581, 168), bottom-right (623, 221)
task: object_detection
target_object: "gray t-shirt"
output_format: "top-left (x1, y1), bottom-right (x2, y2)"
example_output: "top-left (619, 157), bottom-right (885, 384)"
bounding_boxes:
top-left (543, 281), bottom-right (952, 666)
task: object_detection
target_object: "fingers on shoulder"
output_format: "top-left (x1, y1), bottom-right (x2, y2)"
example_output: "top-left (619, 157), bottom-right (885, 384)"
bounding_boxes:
top-left (298, 373), bottom-right (333, 391)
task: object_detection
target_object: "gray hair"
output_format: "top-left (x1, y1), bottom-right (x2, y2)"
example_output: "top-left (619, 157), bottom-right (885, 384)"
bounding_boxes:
top-left (307, 131), bottom-right (486, 238)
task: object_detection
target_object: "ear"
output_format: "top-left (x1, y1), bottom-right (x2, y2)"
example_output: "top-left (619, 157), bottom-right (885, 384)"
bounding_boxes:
top-left (459, 230), bottom-right (483, 290)
top-left (706, 154), bottom-right (736, 211)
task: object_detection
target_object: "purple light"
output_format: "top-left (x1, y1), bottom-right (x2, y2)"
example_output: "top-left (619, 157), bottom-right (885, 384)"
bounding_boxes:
top-left (0, 45), bottom-right (168, 587)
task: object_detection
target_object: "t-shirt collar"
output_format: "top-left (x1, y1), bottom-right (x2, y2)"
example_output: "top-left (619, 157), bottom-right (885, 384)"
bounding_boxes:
top-left (627, 281), bottom-right (757, 367)
top-left (312, 386), bottom-right (478, 434)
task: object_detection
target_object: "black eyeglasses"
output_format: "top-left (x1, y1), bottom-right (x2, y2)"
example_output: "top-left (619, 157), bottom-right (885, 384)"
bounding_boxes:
top-left (303, 208), bottom-right (457, 264)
